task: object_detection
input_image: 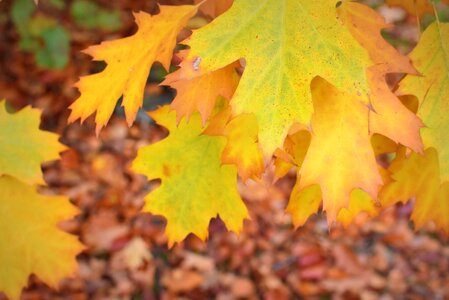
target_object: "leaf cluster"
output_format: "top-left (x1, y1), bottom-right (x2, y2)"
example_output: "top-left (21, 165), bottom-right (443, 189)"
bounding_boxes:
top-left (2, 0), bottom-right (449, 298)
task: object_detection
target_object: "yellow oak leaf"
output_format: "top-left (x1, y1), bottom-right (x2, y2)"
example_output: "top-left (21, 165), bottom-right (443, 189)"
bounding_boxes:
top-left (0, 101), bottom-right (66, 185)
top-left (397, 22), bottom-right (449, 180)
top-left (179, 0), bottom-right (384, 157)
top-left (368, 70), bottom-right (424, 152)
top-left (194, 0), bottom-right (233, 18)
top-left (204, 106), bottom-right (264, 181)
top-left (282, 130), bottom-right (311, 168)
top-left (131, 106), bottom-right (248, 246)
top-left (163, 58), bottom-right (239, 124)
top-left (0, 176), bottom-right (84, 300)
top-left (273, 158), bottom-right (293, 181)
top-left (296, 78), bottom-right (382, 223)
top-left (220, 114), bottom-right (264, 181)
top-left (277, 103), bottom-right (380, 227)
top-left (273, 129), bottom-right (310, 181)
top-left (69, 5), bottom-right (198, 132)
top-left (381, 148), bottom-right (449, 231)
top-left (286, 184), bottom-right (321, 228)
top-left (337, 189), bottom-right (379, 227)
top-left (285, 132), bottom-right (382, 227)
top-left (287, 187), bottom-right (379, 228)
top-left (381, 23), bottom-right (449, 230)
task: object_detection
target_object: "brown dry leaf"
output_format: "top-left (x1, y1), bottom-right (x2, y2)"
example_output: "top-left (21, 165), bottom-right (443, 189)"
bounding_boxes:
top-left (333, 244), bottom-right (363, 275)
top-left (230, 277), bottom-right (255, 299)
top-left (118, 238), bottom-right (151, 271)
top-left (182, 252), bottom-right (215, 273)
top-left (163, 269), bottom-right (204, 293)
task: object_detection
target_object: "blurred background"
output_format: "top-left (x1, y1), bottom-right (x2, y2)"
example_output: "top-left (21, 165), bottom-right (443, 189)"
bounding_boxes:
top-left (1, 0), bottom-right (449, 299)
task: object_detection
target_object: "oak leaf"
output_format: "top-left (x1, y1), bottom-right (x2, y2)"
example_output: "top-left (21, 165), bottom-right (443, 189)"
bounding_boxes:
top-left (204, 106), bottom-right (264, 181)
top-left (163, 56), bottom-right (239, 124)
top-left (397, 22), bottom-right (449, 177)
top-left (131, 106), bottom-right (248, 246)
top-left (287, 187), bottom-right (379, 228)
top-left (337, 189), bottom-right (379, 227)
top-left (283, 126), bottom-right (380, 226)
top-left (296, 78), bottom-right (382, 223)
top-left (69, 5), bottom-right (198, 132)
top-left (0, 176), bottom-right (84, 300)
top-left (273, 128), bottom-right (310, 181)
top-left (382, 148), bottom-right (449, 231)
top-left (286, 184), bottom-right (321, 228)
top-left (382, 22), bottom-right (449, 230)
top-left (0, 101), bottom-right (66, 185)
top-left (219, 113), bottom-right (264, 181)
top-left (284, 3), bottom-right (425, 226)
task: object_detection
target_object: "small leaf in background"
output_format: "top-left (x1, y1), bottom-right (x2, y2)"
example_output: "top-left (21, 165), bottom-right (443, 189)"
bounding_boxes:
top-left (35, 26), bottom-right (70, 69)
top-left (46, 0), bottom-right (65, 10)
top-left (11, 0), bottom-right (70, 69)
top-left (11, 0), bottom-right (36, 50)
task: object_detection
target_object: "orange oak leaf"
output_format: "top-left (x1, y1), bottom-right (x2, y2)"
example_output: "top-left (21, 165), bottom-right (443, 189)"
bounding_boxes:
top-left (339, 2), bottom-right (424, 153)
top-left (163, 57), bottom-right (239, 124)
top-left (69, 5), bottom-right (198, 132)
top-left (337, 189), bottom-right (380, 227)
